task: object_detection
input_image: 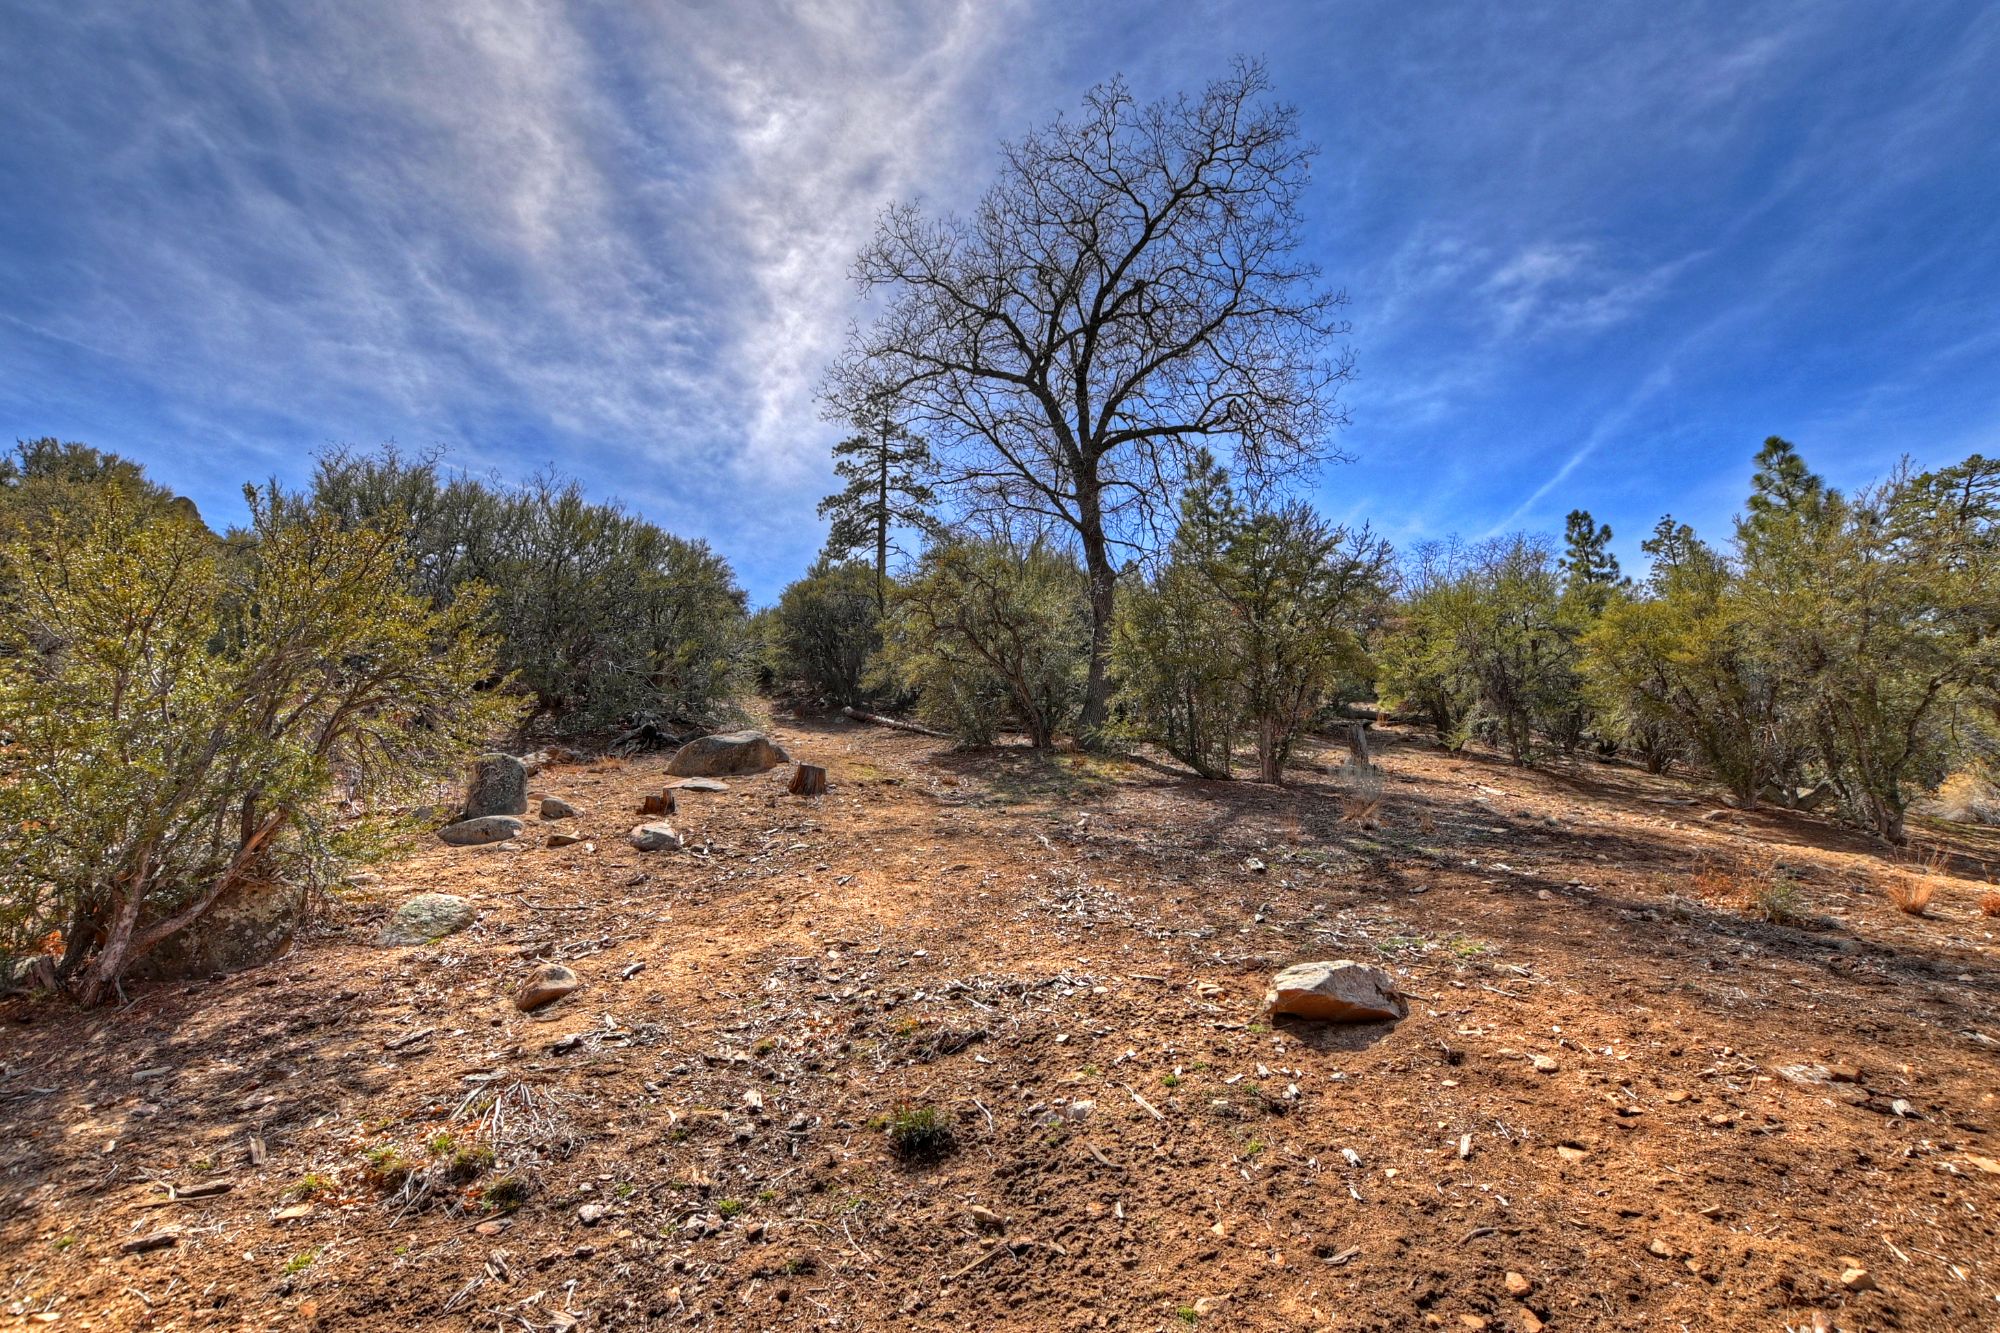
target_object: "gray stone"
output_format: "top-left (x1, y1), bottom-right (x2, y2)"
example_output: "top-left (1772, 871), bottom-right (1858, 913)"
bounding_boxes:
top-left (540, 796), bottom-right (579, 820)
top-left (665, 777), bottom-right (729, 793)
top-left (462, 753), bottom-right (528, 819)
top-left (664, 731), bottom-right (789, 777)
top-left (132, 879), bottom-right (306, 981)
top-left (438, 815), bottom-right (524, 846)
top-left (628, 822), bottom-right (683, 852)
top-left (378, 893), bottom-right (476, 946)
top-left (516, 963), bottom-right (580, 1011)
top-left (1264, 960), bottom-right (1408, 1024)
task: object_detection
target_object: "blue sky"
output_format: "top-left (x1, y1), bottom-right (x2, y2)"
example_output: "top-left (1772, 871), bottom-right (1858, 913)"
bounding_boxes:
top-left (3, 1), bottom-right (1996, 601)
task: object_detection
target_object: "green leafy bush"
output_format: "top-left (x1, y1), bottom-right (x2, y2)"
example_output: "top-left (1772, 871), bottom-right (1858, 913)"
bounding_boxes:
top-left (0, 483), bottom-right (511, 1004)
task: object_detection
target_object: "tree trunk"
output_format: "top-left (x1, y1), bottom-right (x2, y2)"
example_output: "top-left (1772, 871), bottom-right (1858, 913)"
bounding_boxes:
top-left (875, 428), bottom-right (890, 616)
top-left (1076, 480), bottom-right (1116, 747)
top-left (78, 886), bottom-right (145, 1007)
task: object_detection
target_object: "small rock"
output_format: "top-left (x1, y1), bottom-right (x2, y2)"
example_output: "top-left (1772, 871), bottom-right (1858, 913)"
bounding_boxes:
top-left (540, 796), bottom-right (579, 820)
top-left (1519, 1311), bottom-right (1545, 1333)
top-left (462, 753), bottom-right (528, 818)
top-left (1825, 1063), bottom-right (1862, 1084)
top-left (1065, 1099), bottom-right (1095, 1121)
top-left (1530, 1054), bottom-right (1559, 1074)
top-left (377, 893), bottom-right (476, 946)
top-left (546, 832), bottom-right (586, 848)
top-left (1504, 1272), bottom-right (1533, 1297)
top-left (1839, 1266), bottom-right (1875, 1292)
top-left (516, 964), bottom-right (580, 1012)
top-left (577, 1202), bottom-right (607, 1226)
top-left (627, 822), bottom-right (683, 852)
top-left (1555, 1144), bottom-right (1589, 1164)
top-left (667, 777), bottom-right (729, 793)
top-left (437, 815), bottom-right (524, 847)
top-left (967, 1205), bottom-right (1005, 1230)
top-left (1647, 1238), bottom-right (1675, 1259)
top-left (1264, 960), bottom-right (1408, 1024)
top-left (121, 1232), bottom-right (178, 1254)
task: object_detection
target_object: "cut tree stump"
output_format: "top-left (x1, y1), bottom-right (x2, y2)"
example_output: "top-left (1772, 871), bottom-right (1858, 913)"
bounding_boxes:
top-left (640, 790), bottom-right (677, 816)
top-left (789, 764), bottom-right (828, 797)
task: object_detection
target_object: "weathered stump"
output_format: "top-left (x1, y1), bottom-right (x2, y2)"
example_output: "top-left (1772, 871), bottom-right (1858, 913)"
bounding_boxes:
top-left (640, 790), bottom-right (677, 816)
top-left (789, 763), bottom-right (828, 797)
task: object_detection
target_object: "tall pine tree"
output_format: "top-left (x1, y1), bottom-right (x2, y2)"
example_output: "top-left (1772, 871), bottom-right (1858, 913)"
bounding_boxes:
top-left (817, 404), bottom-right (936, 613)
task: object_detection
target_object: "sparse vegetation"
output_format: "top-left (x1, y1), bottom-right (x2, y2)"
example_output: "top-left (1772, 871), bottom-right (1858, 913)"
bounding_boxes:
top-left (886, 1103), bottom-right (957, 1162)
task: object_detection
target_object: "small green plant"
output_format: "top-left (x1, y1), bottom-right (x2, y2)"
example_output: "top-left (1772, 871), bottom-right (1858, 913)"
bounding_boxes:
top-left (1078, 1064), bottom-right (1099, 1077)
top-left (717, 1198), bottom-right (746, 1218)
top-left (284, 1249), bottom-right (318, 1274)
top-left (615, 1182), bottom-right (635, 1199)
top-left (757, 1189), bottom-right (777, 1203)
top-left (290, 1172), bottom-right (335, 1199)
top-left (754, 1037), bottom-right (777, 1056)
top-left (1751, 876), bottom-right (1803, 925)
top-left (1162, 1073), bottom-right (1183, 1088)
top-left (480, 1176), bottom-right (529, 1209)
top-left (361, 1146), bottom-right (410, 1188)
top-left (1175, 1306), bottom-right (1199, 1324)
top-left (886, 1103), bottom-right (957, 1162)
top-left (1244, 1138), bottom-right (1266, 1157)
top-left (427, 1132), bottom-right (456, 1156)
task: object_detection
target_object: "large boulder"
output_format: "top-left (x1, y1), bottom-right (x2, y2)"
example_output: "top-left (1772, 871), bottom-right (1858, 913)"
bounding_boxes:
top-left (462, 753), bottom-right (528, 819)
top-left (664, 731), bottom-right (789, 777)
top-left (1264, 960), bottom-right (1408, 1024)
top-left (132, 879), bottom-right (305, 981)
top-left (438, 815), bottom-right (524, 846)
top-left (378, 893), bottom-right (476, 946)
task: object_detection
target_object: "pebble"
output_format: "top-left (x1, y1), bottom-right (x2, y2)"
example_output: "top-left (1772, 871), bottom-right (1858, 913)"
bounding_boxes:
top-left (1504, 1271), bottom-right (1533, 1297)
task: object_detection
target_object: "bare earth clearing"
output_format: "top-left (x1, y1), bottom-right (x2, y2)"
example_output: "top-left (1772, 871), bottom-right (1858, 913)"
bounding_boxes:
top-left (4, 717), bottom-right (1998, 1332)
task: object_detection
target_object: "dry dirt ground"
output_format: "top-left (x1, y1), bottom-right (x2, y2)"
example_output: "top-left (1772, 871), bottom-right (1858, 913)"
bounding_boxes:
top-left (4, 715), bottom-right (2000, 1333)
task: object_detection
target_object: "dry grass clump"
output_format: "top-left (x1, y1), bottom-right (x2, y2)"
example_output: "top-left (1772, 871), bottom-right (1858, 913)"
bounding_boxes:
top-left (1978, 891), bottom-right (2000, 919)
top-left (1886, 876), bottom-right (1936, 917)
top-left (1338, 764), bottom-right (1385, 826)
top-left (1691, 851), bottom-right (1803, 925)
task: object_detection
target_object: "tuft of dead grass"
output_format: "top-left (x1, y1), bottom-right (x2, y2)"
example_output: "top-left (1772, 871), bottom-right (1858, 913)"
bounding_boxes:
top-left (1979, 891), bottom-right (2000, 919)
top-left (1886, 876), bottom-right (1936, 916)
top-left (1691, 850), bottom-right (1804, 924)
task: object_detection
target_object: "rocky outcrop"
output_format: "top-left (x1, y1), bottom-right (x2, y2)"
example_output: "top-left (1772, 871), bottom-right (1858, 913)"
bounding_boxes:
top-left (378, 893), bottom-right (476, 946)
top-left (463, 753), bottom-right (528, 819)
top-left (438, 815), bottom-right (524, 846)
top-left (664, 731), bottom-right (789, 777)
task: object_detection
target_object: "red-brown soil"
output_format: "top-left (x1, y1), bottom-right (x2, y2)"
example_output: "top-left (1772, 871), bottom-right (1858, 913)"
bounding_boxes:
top-left (4, 717), bottom-right (1998, 1331)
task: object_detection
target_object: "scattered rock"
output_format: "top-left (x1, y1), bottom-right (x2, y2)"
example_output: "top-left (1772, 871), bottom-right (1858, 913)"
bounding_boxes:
top-left (438, 815), bottom-right (524, 847)
top-left (667, 777), bottom-right (729, 793)
top-left (664, 731), bottom-right (790, 777)
top-left (1825, 1062), bottom-right (1862, 1084)
top-left (1530, 1054), bottom-right (1559, 1074)
top-left (540, 796), bottom-right (579, 820)
top-left (1264, 960), bottom-right (1408, 1023)
top-left (377, 893), bottom-right (476, 946)
top-left (463, 753), bottom-right (528, 819)
top-left (1647, 1238), bottom-right (1676, 1259)
top-left (1064, 1099), bottom-right (1095, 1121)
top-left (1505, 1272), bottom-right (1534, 1297)
top-left (578, 1202), bottom-right (608, 1226)
top-left (546, 832), bottom-right (586, 848)
top-left (1838, 1266), bottom-right (1875, 1292)
top-left (628, 822), bottom-right (683, 852)
top-left (515, 964), bottom-right (580, 1012)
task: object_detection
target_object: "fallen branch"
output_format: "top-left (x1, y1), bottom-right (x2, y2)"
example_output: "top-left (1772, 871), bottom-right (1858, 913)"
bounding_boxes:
top-left (840, 706), bottom-right (951, 739)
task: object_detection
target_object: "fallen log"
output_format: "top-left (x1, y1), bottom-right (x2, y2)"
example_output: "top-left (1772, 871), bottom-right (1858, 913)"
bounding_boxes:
top-left (839, 706), bottom-right (951, 739)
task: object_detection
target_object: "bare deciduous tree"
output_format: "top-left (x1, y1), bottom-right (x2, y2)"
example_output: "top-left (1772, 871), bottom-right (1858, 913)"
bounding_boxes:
top-left (826, 60), bottom-right (1352, 739)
